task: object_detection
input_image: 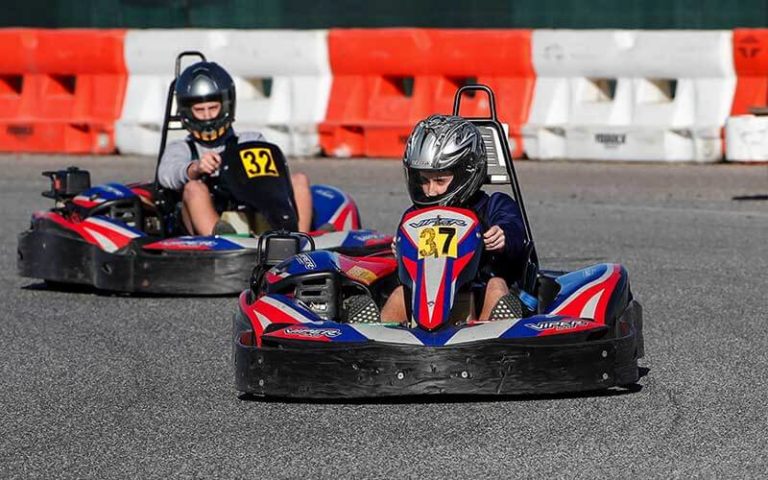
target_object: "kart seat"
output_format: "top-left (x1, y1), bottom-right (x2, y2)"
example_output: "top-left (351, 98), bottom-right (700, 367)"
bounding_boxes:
top-left (475, 123), bottom-right (539, 294)
top-left (220, 210), bottom-right (274, 235)
top-left (477, 124), bottom-right (511, 185)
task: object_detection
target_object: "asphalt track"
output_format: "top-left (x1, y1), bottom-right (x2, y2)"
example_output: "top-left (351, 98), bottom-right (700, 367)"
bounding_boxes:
top-left (1, 154), bottom-right (767, 479)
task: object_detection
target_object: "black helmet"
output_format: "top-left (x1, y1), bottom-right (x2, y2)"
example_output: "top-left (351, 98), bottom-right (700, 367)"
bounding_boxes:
top-left (403, 115), bottom-right (487, 208)
top-left (175, 61), bottom-right (236, 145)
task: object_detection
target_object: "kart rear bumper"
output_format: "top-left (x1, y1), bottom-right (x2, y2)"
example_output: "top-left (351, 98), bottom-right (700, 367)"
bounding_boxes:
top-left (18, 228), bottom-right (257, 295)
top-left (233, 301), bottom-right (644, 399)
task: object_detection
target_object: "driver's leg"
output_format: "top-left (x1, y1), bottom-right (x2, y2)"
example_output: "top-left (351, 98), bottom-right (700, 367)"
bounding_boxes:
top-left (380, 285), bottom-right (407, 323)
top-left (290, 172), bottom-right (312, 232)
top-left (479, 277), bottom-right (509, 321)
top-left (182, 180), bottom-right (219, 235)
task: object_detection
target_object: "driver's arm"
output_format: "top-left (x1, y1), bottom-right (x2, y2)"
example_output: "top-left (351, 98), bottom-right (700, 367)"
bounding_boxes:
top-left (485, 193), bottom-right (526, 261)
top-left (158, 140), bottom-right (196, 190)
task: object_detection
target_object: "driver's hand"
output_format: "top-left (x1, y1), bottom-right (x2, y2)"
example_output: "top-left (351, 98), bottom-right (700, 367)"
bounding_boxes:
top-left (483, 225), bottom-right (505, 252)
top-left (391, 238), bottom-right (397, 257)
top-left (189, 152), bottom-right (221, 179)
top-left (198, 152), bottom-right (221, 175)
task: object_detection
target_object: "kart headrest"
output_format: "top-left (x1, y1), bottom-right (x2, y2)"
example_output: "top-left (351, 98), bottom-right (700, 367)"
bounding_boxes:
top-left (263, 235), bottom-right (302, 266)
top-left (475, 123), bottom-right (511, 185)
top-left (451, 84), bottom-right (512, 186)
top-left (257, 230), bottom-right (315, 267)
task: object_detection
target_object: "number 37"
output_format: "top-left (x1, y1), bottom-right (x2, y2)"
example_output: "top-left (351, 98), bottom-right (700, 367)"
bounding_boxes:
top-left (418, 226), bottom-right (457, 259)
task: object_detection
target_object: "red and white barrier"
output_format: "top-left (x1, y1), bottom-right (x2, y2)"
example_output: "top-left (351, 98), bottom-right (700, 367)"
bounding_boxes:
top-left (725, 115), bottom-right (768, 162)
top-left (116, 29), bottom-right (331, 157)
top-left (524, 30), bottom-right (736, 162)
top-left (2, 28), bottom-right (766, 163)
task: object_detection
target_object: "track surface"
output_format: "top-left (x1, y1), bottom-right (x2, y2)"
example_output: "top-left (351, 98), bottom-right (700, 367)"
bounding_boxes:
top-left (2, 155), bottom-right (767, 479)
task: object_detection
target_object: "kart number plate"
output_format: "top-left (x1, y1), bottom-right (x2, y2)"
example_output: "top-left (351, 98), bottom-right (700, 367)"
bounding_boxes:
top-left (240, 148), bottom-right (279, 178)
top-left (418, 226), bottom-right (457, 259)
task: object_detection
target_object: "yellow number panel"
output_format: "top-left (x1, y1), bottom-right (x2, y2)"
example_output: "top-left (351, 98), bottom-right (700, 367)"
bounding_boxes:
top-left (417, 226), bottom-right (457, 259)
top-left (239, 148), bottom-right (279, 179)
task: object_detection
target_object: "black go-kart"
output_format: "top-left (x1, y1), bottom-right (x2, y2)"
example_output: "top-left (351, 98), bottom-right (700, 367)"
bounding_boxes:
top-left (233, 85), bottom-right (644, 399)
top-left (17, 52), bottom-right (391, 295)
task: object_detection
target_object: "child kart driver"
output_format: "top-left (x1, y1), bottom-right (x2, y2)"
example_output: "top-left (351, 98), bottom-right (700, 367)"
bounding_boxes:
top-left (158, 61), bottom-right (312, 235)
top-left (380, 115), bottom-right (528, 323)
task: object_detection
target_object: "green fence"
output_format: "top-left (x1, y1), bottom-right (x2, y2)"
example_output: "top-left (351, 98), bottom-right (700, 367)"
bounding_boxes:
top-left (6, 0), bottom-right (768, 29)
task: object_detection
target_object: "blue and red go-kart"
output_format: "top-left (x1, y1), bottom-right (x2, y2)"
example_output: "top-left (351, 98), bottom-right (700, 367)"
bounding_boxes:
top-left (233, 85), bottom-right (644, 398)
top-left (16, 52), bottom-right (391, 295)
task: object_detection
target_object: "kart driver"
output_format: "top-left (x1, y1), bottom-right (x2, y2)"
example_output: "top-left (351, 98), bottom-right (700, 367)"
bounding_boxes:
top-left (380, 114), bottom-right (527, 323)
top-left (157, 61), bottom-right (312, 235)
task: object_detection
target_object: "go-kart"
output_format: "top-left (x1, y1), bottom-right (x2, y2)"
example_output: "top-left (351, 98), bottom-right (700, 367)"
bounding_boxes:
top-left (233, 85), bottom-right (644, 398)
top-left (16, 52), bottom-right (391, 295)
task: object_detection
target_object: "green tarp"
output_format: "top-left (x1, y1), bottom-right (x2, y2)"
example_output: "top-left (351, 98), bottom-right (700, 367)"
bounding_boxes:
top-left (5, 0), bottom-right (768, 29)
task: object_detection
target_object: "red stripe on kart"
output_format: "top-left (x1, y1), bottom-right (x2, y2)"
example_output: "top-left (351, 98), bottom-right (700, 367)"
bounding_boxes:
top-left (43, 212), bottom-right (99, 245)
top-left (593, 268), bottom-right (621, 323)
top-left (332, 203), bottom-right (357, 231)
top-left (82, 220), bottom-right (134, 250)
top-left (402, 256), bottom-right (417, 281)
top-left (416, 268), bottom-right (427, 328)
top-left (265, 271), bottom-right (287, 284)
top-left (451, 252), bottom-right (474, 281)
top-left (130, 187), bottom-right (153, 201)
top-left (73, 197), bottom-right (102, 209)
top-left (253, 297), bottom-right (306, 326)
top-left (240, 292), bottom-right (265, 347)
top-left (551, 265), bottom-right (621, 324)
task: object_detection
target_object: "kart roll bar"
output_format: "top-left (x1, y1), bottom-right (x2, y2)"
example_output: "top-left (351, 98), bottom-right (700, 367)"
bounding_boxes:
top-left (153, 51), bottom-right (207, 187)
top-left (452, 84), bottom-right (535, 249)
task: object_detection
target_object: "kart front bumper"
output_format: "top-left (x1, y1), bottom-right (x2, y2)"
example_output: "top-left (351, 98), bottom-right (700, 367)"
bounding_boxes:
top-left (233, 301), bottom-right (644, 399)
top-left (18, 228), bottom-right (257, 295)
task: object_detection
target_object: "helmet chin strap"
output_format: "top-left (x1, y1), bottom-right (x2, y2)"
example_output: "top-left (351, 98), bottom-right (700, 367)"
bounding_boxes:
top-left (191, 125), bottom-right (229, 143)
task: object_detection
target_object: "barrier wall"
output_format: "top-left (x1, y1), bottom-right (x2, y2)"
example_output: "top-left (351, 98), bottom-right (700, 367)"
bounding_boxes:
top-left (0, 29), bottom-right (126, 153)
top-left (1, 28), bottom-right (764, 162)
top-left (731, 29), bottom-right (768, 115)
top-left (116, 29), bottom-right (331, 156)
top-left (523, 30), bottom-right (736, 162)
top-left (725, 115), bottom-right (768, 162)
top-left (319, 29), bottom-right (534, 158)
top-left (724, 30), bottom-right (768, 162)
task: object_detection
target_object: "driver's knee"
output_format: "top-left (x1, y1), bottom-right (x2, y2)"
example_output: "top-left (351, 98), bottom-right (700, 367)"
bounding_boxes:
top-left (290, 172), bottom-right (310, 192)
top-left (182, 179), bottom-right (210, 203)
top-left (479, 277), bottom-right (510, 321)
top-left (486, 277), bottom-right (509, 296)
top-left (380, 285), bottom-right (406, 323)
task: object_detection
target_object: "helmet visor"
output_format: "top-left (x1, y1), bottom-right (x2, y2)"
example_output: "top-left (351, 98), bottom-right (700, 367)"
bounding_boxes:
top-left (407, 168), bottom-right (460, 207)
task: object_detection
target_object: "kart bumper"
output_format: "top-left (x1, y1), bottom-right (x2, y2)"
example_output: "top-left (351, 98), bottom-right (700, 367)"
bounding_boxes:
top-left (233, 301), bottom-right (644, 399)
top-left (18, 228), bottom-right (257, 295)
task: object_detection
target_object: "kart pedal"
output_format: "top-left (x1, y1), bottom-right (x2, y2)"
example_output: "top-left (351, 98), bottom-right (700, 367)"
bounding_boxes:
top-left (489, 292), bottom-right (524, 321)
top-left (343, 294), bottom-right (381, 324)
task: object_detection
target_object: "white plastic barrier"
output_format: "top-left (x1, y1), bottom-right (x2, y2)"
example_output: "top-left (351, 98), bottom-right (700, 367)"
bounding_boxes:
top-left (725, 115), bottom-right (768, 162)
top-left (116, 29), bottom-right (331, 157)
top-left (523, 30), bottom-right (736, 162)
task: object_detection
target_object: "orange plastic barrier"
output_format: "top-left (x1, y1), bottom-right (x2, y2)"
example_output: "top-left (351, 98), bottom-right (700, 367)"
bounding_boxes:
top-left (0, 29), bottom-right (127, 153)
top-left (319, 29), bottom-right (534, 158)
top-left (731, 29), bottom-right (768, 115)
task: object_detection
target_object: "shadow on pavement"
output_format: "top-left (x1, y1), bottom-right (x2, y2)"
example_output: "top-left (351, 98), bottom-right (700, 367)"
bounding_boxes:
top-left (732, 194), bottom-right (768, 201)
